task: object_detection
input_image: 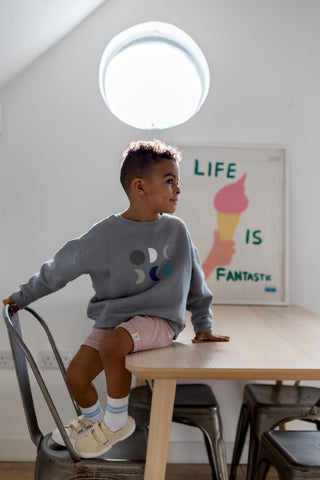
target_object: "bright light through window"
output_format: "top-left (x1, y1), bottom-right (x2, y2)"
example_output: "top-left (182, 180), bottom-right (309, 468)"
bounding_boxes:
top-left (99, 22), bottom-right (210, 130)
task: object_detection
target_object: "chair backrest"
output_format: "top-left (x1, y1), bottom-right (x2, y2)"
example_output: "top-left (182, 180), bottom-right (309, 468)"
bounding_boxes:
top-left (310, 396), bottom-right (320, 417)
top-left (3, 305), bottom-right (81, 462)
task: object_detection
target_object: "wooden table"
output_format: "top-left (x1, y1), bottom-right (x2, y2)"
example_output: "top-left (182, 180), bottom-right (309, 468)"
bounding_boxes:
top-left (125, 305), bottom-right (320, 480)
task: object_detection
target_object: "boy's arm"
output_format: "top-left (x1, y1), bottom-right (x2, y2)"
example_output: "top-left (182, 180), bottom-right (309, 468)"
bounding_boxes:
top-left (9, 236), bottom-right (87, 309)
top-left (187, 245), bottom-right (230, 343)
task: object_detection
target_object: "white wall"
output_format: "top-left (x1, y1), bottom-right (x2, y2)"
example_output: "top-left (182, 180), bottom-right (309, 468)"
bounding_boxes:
top-left (1, 0), bottom-right (320, 462)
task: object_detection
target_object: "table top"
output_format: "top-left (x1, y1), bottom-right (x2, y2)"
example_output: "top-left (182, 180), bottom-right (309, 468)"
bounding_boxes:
top-left (125, 304), bottom-right (320, 381)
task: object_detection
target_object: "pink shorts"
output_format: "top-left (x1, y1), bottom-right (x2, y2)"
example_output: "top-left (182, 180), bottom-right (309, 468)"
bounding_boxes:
top-left (82, 315), bottom-right (175, 353)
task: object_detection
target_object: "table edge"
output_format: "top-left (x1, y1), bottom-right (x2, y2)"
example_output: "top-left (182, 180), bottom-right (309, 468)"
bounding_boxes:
top-left (126, 366), bottom-right (320, 381)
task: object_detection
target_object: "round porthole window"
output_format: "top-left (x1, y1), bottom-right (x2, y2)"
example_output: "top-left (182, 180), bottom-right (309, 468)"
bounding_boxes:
top-left (99, 22), bottom-right (210, 130)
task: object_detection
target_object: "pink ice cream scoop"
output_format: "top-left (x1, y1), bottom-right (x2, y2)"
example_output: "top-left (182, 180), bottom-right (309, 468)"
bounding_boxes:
top-left (214, 173), bottom-right (249, 240)
top-left (214, 173), bottom-right (249, 213)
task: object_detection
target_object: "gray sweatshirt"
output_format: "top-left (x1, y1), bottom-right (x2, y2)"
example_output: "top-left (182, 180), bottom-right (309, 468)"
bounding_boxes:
top-left (13, 214), bottom-right (213, 338)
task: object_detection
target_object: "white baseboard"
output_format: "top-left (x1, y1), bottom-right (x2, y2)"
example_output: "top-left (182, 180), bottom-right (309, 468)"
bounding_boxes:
top-left (0, 439), bottom-right (248, 463)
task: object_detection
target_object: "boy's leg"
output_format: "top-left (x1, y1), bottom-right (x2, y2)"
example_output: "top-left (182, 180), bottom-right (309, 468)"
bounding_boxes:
top-left (99, 328), bottom-right (134, 432)
top-left (99, 327), bottom-right (134, 398)
top-left (74, 328), bottom-right (135, 458)
top-left (67, 345), bottom-right (104, 407)
top-left (74, 317), bottom-right (174, 458)
top-left (52, 345), bottom-right (104, 446)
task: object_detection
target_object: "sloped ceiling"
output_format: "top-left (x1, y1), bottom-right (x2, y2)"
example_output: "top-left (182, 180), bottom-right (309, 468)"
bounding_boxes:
top-left (0, 0), bottom-right (106, 88)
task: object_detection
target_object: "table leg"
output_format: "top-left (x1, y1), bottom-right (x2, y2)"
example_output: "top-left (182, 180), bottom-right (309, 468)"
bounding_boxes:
top-left (276, 380), bottom-right (287, 430)
top-left (144, 379), bottom-right (177, 480)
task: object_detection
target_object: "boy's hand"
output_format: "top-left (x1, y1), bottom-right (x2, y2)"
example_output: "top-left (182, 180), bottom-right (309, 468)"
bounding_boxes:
top-left (2, 295), bottom-right (19, 314)
top-left (192, 331), bottom-right (230, 343)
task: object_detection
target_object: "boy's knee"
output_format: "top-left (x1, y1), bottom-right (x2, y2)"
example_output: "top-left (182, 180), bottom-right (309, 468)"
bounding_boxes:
top-left (66, 362), bottom-right (84, 390)
top-left (99, 328), bottom-right (133, 360)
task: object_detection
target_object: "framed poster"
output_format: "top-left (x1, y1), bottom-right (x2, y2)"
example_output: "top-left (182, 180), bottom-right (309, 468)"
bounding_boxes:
top-left (176, 145), bottom-right (288, 305)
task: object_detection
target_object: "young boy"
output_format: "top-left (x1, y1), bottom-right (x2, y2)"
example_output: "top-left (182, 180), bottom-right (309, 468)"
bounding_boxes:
top-left (3, 139), bottom-right (229, 458)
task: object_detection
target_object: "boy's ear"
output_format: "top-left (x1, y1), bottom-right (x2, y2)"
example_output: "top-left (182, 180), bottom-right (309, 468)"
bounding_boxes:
top-left (131, 178), bottom-right (146, 196)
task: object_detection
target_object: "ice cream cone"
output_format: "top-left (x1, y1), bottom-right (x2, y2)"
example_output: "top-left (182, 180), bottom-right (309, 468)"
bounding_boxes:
top-left (217, 212), bottom-right (241, 241)
top-left (214, 173), bottom-right (248, 241)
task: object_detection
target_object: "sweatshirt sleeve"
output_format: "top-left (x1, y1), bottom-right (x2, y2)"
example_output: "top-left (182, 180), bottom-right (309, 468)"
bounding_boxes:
top-left (12, 237), bottom-right (87, 308)
top-left (186, 244), bottom-right (214, 334)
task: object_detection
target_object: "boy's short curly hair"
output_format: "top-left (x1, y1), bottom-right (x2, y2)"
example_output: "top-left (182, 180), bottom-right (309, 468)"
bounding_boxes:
top-left (120, 139), bottom-right (182, 193)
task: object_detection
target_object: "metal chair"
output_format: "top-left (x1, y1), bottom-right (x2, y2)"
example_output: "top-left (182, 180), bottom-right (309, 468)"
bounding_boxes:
top-left (229, 383), bottom-right (320, 480)
top-left (3, 305), bottom-right (147, 480)
top-left (129, 381), bottom-right (228, 480)
top-left (256, 429), bottom-right (320, 479)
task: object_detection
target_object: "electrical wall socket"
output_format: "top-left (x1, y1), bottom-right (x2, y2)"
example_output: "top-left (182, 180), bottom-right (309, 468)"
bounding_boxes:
top-left (39, 351), bottom-right (74, 370)
top-left (0, 351), bottom-right (14, 369)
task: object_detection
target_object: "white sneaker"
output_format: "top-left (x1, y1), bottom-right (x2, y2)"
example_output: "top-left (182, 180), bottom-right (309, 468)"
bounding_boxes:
top-left (74, 417), bottom-right (136, 458)
top-left (51, 415), bottom-right (94, 446)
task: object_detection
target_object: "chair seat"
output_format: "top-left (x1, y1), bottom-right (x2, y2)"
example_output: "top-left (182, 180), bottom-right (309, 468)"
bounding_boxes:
top-left (246, 383), bottom-right (320, 409)
top-left (35, 427), bottom-right (148, 480)
top-left (256, 431), bottom-right (320, 480)
top-left (130, 383), bottom-right (218, 408)
top-left (264, 431), bottom-right (320, 467)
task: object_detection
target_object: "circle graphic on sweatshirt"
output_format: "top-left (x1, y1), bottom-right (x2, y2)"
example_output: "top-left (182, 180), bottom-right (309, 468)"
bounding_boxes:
top-left (163, 263), bottom-right (172, 276)
top-left (130, 250), bottom-right (146, 265)
top-left (129, 245), bottom-right (173, 284)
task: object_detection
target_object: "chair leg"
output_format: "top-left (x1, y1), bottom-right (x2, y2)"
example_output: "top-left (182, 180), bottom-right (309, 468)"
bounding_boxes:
top-left (202, 428), bottom-right (228, 480)
top-left (246, 427), bottom-right (260, 480)
top-left (229, 404), bottom-right (250, 480)
top-left (255, 459), bottom-right (271, 480)
top-left (185, 412), bottom-right (228, 480)
top-left (246, 411), bottom-right (301, 480)
top-left (202, 432), bottom-right (218, 480)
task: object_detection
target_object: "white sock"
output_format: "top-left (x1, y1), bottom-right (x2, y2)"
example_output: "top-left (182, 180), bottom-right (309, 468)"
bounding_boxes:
top-left (81, 400), bottom-right (104, 423)
top-left (104, 394), bottom-right (129, 432)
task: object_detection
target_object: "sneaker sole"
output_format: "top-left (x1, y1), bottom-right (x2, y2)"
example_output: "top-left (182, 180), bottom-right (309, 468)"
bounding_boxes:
top-left (76, 421), bottom-right (136, 459)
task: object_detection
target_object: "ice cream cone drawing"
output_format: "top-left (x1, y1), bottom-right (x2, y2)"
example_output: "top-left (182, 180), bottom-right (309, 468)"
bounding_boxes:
top-left (214, 173), bottom-right (249, 241)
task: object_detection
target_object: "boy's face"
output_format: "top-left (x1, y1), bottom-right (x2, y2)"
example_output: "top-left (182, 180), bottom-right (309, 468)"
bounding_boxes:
top-left (143, 159), bottom-right (181, 215)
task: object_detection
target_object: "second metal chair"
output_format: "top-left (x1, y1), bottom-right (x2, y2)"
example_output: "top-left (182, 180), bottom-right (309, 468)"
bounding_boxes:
top-left (129, 381), bottom-right (228, 480)
top-left (229, 382), bottom-right (320, 480)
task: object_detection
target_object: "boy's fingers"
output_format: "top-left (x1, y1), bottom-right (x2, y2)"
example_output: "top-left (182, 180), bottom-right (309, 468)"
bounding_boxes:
top-left (192, 333), bottom-right (230, 343)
